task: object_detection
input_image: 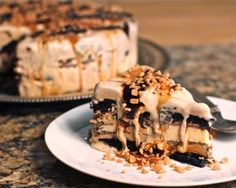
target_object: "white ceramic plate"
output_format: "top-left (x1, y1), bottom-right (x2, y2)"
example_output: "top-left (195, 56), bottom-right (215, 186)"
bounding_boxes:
top-left (45, 103), bottom-right (236, 187)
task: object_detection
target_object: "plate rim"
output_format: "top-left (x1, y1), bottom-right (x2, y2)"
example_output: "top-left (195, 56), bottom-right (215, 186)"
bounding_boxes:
top-left (0, 38), bottom-right (170, 104)
top-left (45, 103), bottom-right (236, 187)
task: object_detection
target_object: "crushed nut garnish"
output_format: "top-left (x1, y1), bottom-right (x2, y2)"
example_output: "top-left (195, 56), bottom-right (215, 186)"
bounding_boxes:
top-left (141, 168), bottom-right (149, 174)
top-left (152, 164), bottom-right (166, 174)
top-left (169, 163), bottom-right (177, 168)
top-left (103, 151), bottom-right (115, 161)
top-left (124, 162), bottom-right (131, 167)
top-left (220, 157), bottom-right (229, 164)
top-left (129, 155), bottom-right (136, 164)
top-left (208, 163), bottom-right (221, 170)
top-left (213, 164), bottom-right (221, 170)
top-left (101, 148), bottom-right (226, 176)
top-left (116, 159), bottom-right (123, 163)
top-left (174, 166), bottom-right (186, 173)
top-left (185, 165), bottom-right (193, 171)
top-left (163, 157), bottom-right (171, 165)
top-left (130, 98), bottom-right (139, 104)
top-left (125, 107), bottom-right (131, 112)
top-left (131, 89), bottom-right (139, 96)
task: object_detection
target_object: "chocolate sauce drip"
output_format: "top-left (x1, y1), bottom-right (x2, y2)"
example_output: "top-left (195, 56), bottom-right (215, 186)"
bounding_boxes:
top-left (1, 40), bottom-right (17, 53)
top-left (123, 84), bottom-right (144, 119)
top-left (138, 112), bottom-right (153, 128)
top-left (123, 22), bottom-right (130, 37)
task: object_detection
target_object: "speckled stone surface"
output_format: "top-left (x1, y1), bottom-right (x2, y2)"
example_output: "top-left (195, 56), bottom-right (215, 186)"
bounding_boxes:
top-left (0, 44), bottom-right (236, 187)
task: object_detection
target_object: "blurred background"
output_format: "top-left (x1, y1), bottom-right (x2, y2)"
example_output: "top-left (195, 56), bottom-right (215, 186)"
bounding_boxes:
top-left (112, 0), bottom-right (236, 46)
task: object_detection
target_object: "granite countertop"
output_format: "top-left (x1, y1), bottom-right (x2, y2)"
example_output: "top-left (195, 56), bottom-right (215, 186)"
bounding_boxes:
top-left (0, 44), bottom-right (236, 187)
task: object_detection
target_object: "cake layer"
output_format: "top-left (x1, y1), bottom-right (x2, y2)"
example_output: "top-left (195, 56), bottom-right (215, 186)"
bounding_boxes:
top-left (90, 120), bottom-right (211, 157)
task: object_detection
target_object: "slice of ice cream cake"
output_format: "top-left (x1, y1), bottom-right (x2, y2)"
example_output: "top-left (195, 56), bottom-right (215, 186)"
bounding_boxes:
top-left (89, 65), bottom-right (215, 167)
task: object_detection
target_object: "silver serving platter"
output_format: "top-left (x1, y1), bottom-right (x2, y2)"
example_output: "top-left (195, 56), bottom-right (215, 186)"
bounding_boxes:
top-left (0, 38), bottom-right (169, 103)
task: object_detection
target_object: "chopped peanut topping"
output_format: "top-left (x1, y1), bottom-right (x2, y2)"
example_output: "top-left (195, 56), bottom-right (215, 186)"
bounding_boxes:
top-left (220, 157), bottom-right (229, 164)
top-left (141, 168), bottom-right (149, 174)
top-left (131, 89), bottom-right (139, 96)
top-left (130, 98), bottom-right (139, 104)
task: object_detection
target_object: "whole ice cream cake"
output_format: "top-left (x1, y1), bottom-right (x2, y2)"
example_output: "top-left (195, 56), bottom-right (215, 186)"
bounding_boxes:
top-left (0, 1), bottom-right (137, 96)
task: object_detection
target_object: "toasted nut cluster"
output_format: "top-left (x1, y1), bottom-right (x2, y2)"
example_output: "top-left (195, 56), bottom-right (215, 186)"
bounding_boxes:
top-left (130, 98), bottom-right (139, 104)
top-left (103, 150), bottom-right (116, 161)
top-left (115, 150), bottom-right (174, 174)
top-left (219, 157), bottom-right (229, 164)
top-left (169, 163), bottom-right (193, 173)
top-left (152, 164), bottom-right (166, 174)
top-left (208, 162), bottom-right (221, 170)
top-left (141, 168), bottom-right (149, 174)
top-left (120, 66), bottom-right (182, 98)
top-left (140, 140), bottom-right (169, 154)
